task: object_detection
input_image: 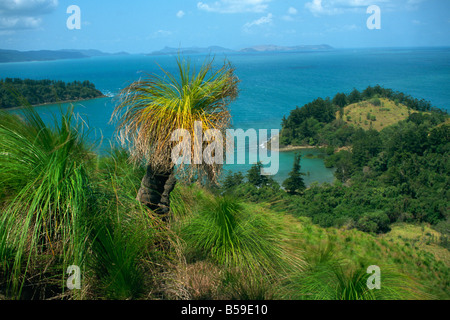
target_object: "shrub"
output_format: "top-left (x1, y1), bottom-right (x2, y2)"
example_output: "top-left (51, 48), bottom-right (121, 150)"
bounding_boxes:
top-left (357, 211), bottom-right (391, 234)
top-left (371, 98), bottom-right (381, 106)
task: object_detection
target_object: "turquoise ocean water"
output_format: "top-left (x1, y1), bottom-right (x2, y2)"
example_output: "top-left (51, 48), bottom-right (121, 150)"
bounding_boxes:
top-left (1, 47), bottom-right (449, 185)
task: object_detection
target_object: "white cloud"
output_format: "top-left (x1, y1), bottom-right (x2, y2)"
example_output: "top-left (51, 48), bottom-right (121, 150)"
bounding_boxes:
top-left (287, 7), bottom-right (298, 15)
top-left (153, 30), bottom-right (172, 37)
top-left (176, 10), bottom-right (185, 18)
top-left (0, 0), bottom-right (58, 14)
top-left (0, 0), bottom-right (58, 31)
top-left (197, 0), bottom-right (271, 13)
top-left (306, 0), bottom-right (323, 15)
top-left (0, 16), bottom-right (41, 30)
top-left (305, 0), bottom-right (392, 16)
top-left (283, 6), bottom-right (298, 21)
top-left (243, 13), bottom-right (273, 32)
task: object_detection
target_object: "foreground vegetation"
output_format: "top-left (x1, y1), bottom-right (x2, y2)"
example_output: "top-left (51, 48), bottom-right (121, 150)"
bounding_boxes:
top-left (0, 106), bottom-right (448, 300)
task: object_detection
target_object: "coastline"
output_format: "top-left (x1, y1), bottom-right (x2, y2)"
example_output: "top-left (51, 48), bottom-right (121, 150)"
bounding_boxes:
top-left (274, 145), bottom-right (319, 152)
top-left (264, 134), bottom-right (322, 152)
top-left (2, 95), bottom-right (108, 111)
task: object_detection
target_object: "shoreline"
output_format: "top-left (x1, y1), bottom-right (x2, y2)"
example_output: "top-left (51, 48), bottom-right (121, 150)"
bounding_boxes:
top-left (263, 134), bottom-right (324, 152)
top-left (2, 95), bottom-right (109, 111)
top-left (275, 145), bottom-right (320, 152)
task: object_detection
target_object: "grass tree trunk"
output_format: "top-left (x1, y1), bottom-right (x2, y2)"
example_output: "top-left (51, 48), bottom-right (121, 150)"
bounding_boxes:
top-left (136, 164), bottom-right (177, 215)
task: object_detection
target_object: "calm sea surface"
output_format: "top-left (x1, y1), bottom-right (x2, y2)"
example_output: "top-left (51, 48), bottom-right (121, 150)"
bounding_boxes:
top-left (1, 47), bottom-right (449, 185)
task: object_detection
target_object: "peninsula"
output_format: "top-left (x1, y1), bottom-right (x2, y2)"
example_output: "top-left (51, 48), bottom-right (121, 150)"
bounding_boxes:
top-left (0, 78), bottom-right (105, 109)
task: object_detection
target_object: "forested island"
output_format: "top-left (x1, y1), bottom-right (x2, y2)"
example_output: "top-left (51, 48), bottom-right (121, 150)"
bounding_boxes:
top-left (0, 78), bottom-right (105, 109)
top-left (261, 86), bottom-right (449, 227)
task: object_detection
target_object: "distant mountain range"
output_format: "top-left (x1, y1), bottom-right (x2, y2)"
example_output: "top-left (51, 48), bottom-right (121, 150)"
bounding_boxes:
top-left (147, 44), bottom-right (333, 56)
top-left (147, 46), bottom-right (235, 56)
top-left (0, 49), bottom-right (129, 63)
top-left (0, 45), bottom-right (333, 63)
top-left (239, 44), bottom-right (333, 53)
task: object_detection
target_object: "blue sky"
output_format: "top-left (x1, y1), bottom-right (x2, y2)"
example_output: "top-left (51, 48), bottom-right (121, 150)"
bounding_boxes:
top-left (0, 0), bottom-right (449, 53)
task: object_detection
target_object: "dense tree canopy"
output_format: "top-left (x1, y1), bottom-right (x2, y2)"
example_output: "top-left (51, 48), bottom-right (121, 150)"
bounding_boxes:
top-left (0, 78), bottom-right (104, 109)
top-left (280, 85), bottom-right (446, 147)
top-left (222, 88), bottom-right (449, 238)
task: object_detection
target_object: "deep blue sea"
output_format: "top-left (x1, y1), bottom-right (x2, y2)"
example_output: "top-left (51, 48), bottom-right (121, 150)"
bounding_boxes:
top-left (1, 47), bottom-right (449, 185)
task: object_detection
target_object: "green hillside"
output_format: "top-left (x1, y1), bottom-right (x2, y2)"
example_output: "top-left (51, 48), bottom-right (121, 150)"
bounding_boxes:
top-left (169, 185), bottom-right (449, 300)
top-left (338, 98), bottom-right (419, 131)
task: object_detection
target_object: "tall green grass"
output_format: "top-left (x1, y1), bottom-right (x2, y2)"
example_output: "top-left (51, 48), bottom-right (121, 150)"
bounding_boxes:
top-left (176, 191), bottom-right (303, 278)
top-left (88, 148), bottom-right (172, 300)
top-left (0, 106), bottom-right (174, 299)
top-left (279, 243), bottom-right (428, 300)
top-left (0, 106), bottom-right (93, 298)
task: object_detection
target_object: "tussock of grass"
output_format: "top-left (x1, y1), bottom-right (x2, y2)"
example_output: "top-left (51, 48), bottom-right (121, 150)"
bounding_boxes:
top-left (279, 243), bottom-right (427, 300)
top-left (176, 192), bottom-right (302, 275)
top-left (0, 106), bottom-right (93, 297)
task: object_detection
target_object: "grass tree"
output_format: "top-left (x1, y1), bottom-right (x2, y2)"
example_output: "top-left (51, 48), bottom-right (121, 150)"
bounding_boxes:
top-left (112, 57), bottom-right (239, 215)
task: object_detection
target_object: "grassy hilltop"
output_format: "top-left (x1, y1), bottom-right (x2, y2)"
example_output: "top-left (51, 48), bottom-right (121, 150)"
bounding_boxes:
top-left (338, 97), bottom-right (420, 131)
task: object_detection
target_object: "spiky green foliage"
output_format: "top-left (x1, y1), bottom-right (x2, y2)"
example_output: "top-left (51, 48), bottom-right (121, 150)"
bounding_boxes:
top-left (0, 107), bottom-right (93, 297)
top-left (89, 210), bottom-right (150, 300)
top-left (280, 244), bottom-right (427, 300)
top-left (88, 148), bottom-right (172, 300)
top-left (111, 56), bottom-right (239, 182)
top-left (177, 194), bottom-right (299, 275)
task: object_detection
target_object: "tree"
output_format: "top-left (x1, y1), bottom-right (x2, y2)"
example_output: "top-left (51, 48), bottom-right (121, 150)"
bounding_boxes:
top-left (222, 171), bottom-right (244, 191)
top-left (352, 129), bottom-right (382, 167)
top-left (247, 162), bottom-right (267, 187)
top-left (247, 162), bottom-right (278, 189)
top-left (347, 88), bottom-right (361, 104)
top-left (328, 150), bottom-right (355, 182)
top-left (112, 57), bottom-right (239, 215)
top-left (282, 153), bottom-right (306, 194)
top-left (333, 92), bottom-right (348, 109)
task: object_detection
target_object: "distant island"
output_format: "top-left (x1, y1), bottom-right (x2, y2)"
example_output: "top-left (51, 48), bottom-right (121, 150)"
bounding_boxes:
top-left (0, 45), bottom-right (334, 62)
top-left (147, 46), bottom-right (235, 56)
top-left (0, 78), bottom-right (105, 109)
top-left (0, 49), bottom-right (129, 63)
top-left (239, 44), bottom-right (333, 53)
top-left (147, 44), bottom-right (333, 56)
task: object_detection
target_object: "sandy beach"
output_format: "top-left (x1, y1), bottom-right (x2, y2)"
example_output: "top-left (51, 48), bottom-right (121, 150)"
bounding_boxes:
top-left (263, 134), bottom-right (320, 152)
